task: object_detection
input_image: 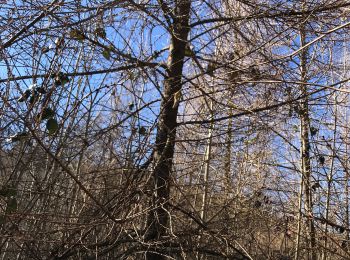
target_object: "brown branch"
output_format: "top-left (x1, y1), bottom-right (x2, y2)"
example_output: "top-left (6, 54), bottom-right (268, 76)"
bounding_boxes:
top-left (1, 0), bottom-right (63, 50)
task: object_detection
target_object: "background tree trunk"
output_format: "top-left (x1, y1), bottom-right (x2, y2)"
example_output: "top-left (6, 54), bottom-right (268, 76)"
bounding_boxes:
top-left (299, 14), bottom-right (317, 259)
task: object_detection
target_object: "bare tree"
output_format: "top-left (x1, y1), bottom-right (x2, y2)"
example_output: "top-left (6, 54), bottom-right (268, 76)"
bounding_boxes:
top-left (3, 0), bottom-right (350, 259)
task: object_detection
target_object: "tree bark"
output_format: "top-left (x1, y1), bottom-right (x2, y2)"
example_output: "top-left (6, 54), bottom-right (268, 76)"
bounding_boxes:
top-left (144, 1), bottom-right (191, 259)
top-left (200, 102), bottom-right (214, 222)
top-left (299, 15), bottom-right (317, 259)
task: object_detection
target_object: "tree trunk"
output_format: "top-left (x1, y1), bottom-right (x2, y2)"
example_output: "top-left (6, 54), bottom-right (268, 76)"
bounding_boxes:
top-left (294, 170), bottom-right (304, 260)
top-left (322, 102), bottom-right (338, 259)
top-left (200, 102), bottom-right (214, 222)
top-left (299, 15), bottom-right (317, 259)
top-left (224, 109), bottom-right (233, 196)
top-left (144, 1), bottom-right (191, 259)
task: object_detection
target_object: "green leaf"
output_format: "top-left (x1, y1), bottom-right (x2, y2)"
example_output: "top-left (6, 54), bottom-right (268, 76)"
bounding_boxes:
top-left (94, 27), bottom-right (106, 39)
top-left (310, 126), bottom-right (318, 136)
top-left (319, 156), bottom-right (325, 165)
top-left (17, 89), bottom-right (31, 102)
top-left (69, 29), bottom-right (85, 41)
top-left (41, 46), bottom-right (50, 53)
top-left (6, 197), bottom-right (17, 214)
top-left (0, 215), bottom-right (5, 225)
top-left (29, 92), bottom-right (39, 104)
top-left (0, 187), bottom-right (16, 197)
top-left (55, 72), bottom-right (69, 86)
top-left (46, 118), bottom-right (59, 135)
top-left (0, 189), bottom-right (7, 197)
top-left (40, 108), bottom-right (55, 121)
top-left (8, 132), bottom-right (29, 143)
top-left (138, 126), bottom-right (147, 136)
top-left (102, 49), bottom-right (111, 60)
top-left (184, 48), bottom-right (193, 57)
top-left (35, 86), bottom-right (47, 94)
top-left (128, 72), bottom-right (135, 81)
top-left (60, 72), bottom-right (69, 82)
top-left (184, 45), bottom-right (194, 57)
top-left (0, 188), bottom-right (10, 197)
top-left (7, 188), bottom-right (16, 197)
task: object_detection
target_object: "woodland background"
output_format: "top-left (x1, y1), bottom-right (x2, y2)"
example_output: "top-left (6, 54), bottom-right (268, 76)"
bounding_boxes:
top-left (1, 0), bottom-right (350, 259)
